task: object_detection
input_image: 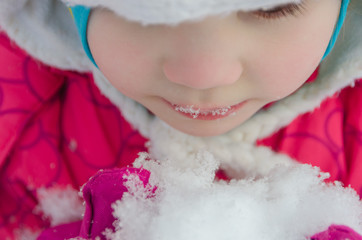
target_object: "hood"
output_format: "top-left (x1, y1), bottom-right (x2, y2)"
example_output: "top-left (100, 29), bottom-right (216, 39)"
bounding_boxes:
top-left (1, 0), bottom-right (362, 170)
top-left (63, 0), bottom-right (302, 25)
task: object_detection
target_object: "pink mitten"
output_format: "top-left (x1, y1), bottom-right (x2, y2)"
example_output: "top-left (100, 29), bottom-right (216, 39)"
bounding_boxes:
top-left (37, 168), bottom-right (152, 240)
top-left (311, 225), bottom-right (362, 240)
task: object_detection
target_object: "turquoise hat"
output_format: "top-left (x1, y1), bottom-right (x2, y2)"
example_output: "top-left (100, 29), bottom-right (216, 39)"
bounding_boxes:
top-left (69, 6), bottom-right (96, 66)
top-left (322, 0), bottom-right (350, 60)
top-left (70, 0), bottom-right (350, 66)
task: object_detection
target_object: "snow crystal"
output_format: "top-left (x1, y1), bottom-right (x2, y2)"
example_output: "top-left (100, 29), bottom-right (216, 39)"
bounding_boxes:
top-left (173, 104), bottom-right (231, 118)
top-left (174, 105), bottom-right (201, 118)
top-left (105, 151), bottom-right (362, 240)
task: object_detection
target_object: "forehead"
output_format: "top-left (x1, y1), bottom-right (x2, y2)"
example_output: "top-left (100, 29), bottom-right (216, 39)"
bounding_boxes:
top-left (64, 0), bottom-right (302, 25)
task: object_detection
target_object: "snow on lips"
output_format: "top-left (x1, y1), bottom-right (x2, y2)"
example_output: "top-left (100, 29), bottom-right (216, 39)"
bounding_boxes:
top-left (172, 104), bottom-right (232, 119)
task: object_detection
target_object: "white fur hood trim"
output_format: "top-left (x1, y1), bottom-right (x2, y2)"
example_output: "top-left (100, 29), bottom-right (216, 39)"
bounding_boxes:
top-left (63, 0), bottom-right (301, 25)
top-left (0, 0), bottom-right (92, 71)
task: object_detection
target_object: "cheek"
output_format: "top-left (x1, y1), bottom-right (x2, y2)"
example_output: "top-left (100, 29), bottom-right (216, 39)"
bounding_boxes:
top-left (107, 47), bottom-right (151, 94)
top-left (88, 10), bottom-right (158, 99)
top-left (249, 9), bottom-right (338, 99)
top-left (93, 37), bottom-right (157, 99)
top-left (256, 42), bottom-right (323, 99)
top-left (247, 47), bottom-right (317, 101)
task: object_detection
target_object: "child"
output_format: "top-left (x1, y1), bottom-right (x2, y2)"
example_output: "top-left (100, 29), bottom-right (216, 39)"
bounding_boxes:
top-left (0, 0), bottom-right (361, 239)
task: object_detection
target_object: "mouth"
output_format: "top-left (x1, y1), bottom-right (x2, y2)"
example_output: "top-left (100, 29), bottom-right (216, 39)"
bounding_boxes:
top-left (164, 99), bottom-right (246, 120)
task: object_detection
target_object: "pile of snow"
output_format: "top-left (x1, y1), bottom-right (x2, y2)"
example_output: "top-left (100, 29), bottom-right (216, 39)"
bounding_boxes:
top-left (105, 151), bottom-right (362, 240)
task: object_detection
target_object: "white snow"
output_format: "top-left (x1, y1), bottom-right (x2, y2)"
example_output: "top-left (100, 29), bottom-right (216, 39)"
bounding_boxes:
top-left (35, 185), bottom-right (85, 226)
top-left (14, 228), bottom-right (41, 240)
top-left (173, 104), bottom-right (231, 118)
top-left (104, 151), bottom-right (362, 240)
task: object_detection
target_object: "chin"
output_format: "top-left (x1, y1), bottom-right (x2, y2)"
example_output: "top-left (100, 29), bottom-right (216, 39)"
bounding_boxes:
top-left (169, 121), bottom-right (238, 137)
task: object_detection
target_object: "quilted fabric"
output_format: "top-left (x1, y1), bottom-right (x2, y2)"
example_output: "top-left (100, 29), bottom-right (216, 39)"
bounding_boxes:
top-left (0, 32), bottom-right (147, 238)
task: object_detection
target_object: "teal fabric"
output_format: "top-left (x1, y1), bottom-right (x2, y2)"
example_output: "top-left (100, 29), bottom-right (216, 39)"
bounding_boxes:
top-left (70, 1), bottom-right (350, 66)
top-left (70, 6), bottom-right (97, 66)
top-left (322, 0), bottom-right (350, 60)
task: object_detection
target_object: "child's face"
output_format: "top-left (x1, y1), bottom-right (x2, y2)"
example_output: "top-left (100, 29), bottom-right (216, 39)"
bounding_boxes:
top-left (88, 0), bottom-right (340, 137)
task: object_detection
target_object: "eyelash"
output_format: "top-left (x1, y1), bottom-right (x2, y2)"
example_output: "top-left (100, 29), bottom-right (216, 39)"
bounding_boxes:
top-left (252, 2), bottom-right (307, 20)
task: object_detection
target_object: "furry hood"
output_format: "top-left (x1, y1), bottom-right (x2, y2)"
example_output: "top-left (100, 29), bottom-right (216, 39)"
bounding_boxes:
top-left (63, 0), bottom-right (302, 25)
top-left (0, 0), bottom-right (362, 167)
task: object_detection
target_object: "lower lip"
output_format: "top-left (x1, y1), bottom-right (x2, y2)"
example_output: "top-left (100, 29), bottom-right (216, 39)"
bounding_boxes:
top-left (164, 100), bottom-right (246, 120)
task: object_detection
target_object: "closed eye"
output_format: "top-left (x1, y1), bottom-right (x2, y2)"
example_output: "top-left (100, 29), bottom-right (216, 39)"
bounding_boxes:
top-left (251, 1), bottom-right (307, 20)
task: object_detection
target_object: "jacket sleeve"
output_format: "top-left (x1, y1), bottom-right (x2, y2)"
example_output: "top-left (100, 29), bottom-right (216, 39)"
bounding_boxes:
top-left (0, 31), bottom-right (32, 166)
top-left (340, 78), bottom-right (362, 196)
top-left (0, 31), bottom-right (148, 239)
top-left (0, 31), bottom-right (64, 171)
top-left (0, 31), bottom-right (65, 239)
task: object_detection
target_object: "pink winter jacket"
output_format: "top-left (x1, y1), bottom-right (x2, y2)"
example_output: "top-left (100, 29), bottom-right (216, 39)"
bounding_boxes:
top-left (0, 29), bottom-right (361, 239)
top-left (0, 32), bottom-right (147, 238)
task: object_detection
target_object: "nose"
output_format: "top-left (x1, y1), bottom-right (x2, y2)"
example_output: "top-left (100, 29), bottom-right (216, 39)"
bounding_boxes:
top-left (163, 55), bottom-right (243, 90)
top-left (160, 15), bottom-right (244, 90)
